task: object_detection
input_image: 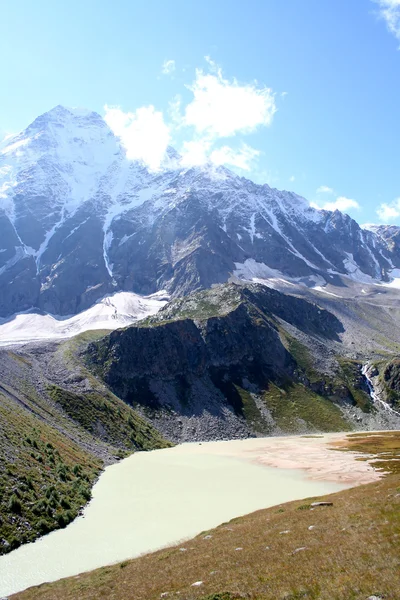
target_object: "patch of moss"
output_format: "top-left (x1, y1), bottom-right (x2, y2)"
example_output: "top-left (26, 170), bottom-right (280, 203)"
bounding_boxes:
top-left (337, 432), bottom-right (400, 474)
top-left (281, 331), bottom-right (321, 384)
top-left (262, 382), bottom-right (352, 433)
top-left (47, 385), bottom-right (171, 451)
top-left (234, 385), bottom-right (270, 434)
top-left (200, 594), bottom-right (236, 600)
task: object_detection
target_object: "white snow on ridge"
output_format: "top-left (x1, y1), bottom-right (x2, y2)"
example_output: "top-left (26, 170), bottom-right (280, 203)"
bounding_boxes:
top-left (383, 268), bottom-right (400, 290)
top-left (342, 253), bottom-right (376, 285)
top-left (233, 258), bottom-right (326, 289)
top-left (0, 291), bottom-right (168, 346)
top-left (312, 286), bottom-right (341, 298)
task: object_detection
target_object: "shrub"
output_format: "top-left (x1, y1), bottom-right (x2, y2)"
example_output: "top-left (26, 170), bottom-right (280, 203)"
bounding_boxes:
top-left (79, 486), bottom-right (91, 501)
top-left (57, 514), bottom-right (67, 528)
top-left (37, 519), bottom-right (50, 534)
top-left (60, 497), bottom-right (71, 509)
top-left (8, 494), bottom-right (22, 514)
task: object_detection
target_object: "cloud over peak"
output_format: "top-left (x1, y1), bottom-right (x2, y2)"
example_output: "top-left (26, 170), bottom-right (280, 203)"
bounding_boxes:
top-left (104, 105), bottom-right (170, 171)
top-left (377, 197), bottom-right (400, 222)
top-left (104, 58), bottom-right (277, 172)
top-left (311, 196), bottom-right (360, 213)
top-left (183, 63), bottom-right (276, 138)
top-left (316, 185), bottom-right (334, 194)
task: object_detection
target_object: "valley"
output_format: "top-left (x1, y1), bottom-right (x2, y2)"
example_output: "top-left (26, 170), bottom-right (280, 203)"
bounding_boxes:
top-left (2, 431), bottom-right (399, 600)
top-left (1, 105), bottom-right (400, 599)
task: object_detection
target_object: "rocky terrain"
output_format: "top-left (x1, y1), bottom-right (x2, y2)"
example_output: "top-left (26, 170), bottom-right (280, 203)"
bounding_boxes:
top-left (2, 105), bottom-right (400, 566)
top-left (85, 283), bottom-right (400, 441)
top-left (1, 105), bottom-right (400, 318)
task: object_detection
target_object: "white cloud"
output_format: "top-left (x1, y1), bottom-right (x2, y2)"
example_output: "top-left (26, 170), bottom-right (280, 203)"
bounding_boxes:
top-left (180, 139), bottom-right (212, 167)
top-left (374, 0), bottom-right (400, 41)
top-left (316, 185), bottom-right (334, 194)
top-left (210, 144), bottom-right (260, 171)
top-left (162, 59), bottom-right (176, 75)
top-left (104, 58), bottom-right (277, 174)
top-left (377, 197), bottom-right (400, 221)
top-left (289, 175), bottom-right (295, 182)
top-left (180, 140), bottom-right (260, 172)
top-left (104, 105), bottom-right (170, 171)
top-left (183, 63), bottom-right (276, 138)
top-left (311, 196), bottom-right (360, 213)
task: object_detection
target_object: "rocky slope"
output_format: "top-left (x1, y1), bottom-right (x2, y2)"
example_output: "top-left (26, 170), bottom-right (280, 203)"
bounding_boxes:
top-left (0, 336), bottom-right (170, 555)
top-left (1, 106), bottom-right (400, 318)
top-left (1, 282), bottom-right (400, 555)
top-left (85, 283), bottom-right (400, 441)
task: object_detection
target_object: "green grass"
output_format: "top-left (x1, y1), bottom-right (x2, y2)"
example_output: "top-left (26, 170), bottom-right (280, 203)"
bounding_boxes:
top-left (0, 393), bottom-right (102, 555)
top-left (280, 332), bottom-right (321, 384)
top-left (15, 432), bottom-right (400, 600)
top-left (334, 431), bottom-right (400, 474)
top-left (48, 385), bottom-right (171, 451)
top-left (0, 339), bottom-right (171, 556)
top-left (262, 382), bottom-right (352, 433)
top-left (234, 385), bottom-right (270, 434)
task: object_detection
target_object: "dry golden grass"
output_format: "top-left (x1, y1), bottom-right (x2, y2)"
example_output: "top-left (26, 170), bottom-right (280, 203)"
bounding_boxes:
top-left (13, 432), bottom-right (400, 600)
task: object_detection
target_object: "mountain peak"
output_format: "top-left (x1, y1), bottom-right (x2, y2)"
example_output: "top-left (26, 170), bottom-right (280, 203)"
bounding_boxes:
top-left (1, 104), bottom-right (400, 318)
top-left (26, 105), bottom-right (106, 133)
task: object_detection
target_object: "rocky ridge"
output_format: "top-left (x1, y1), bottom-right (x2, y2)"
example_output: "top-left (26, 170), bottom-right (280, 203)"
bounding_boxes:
top-left (1, 106), bottom-right (400, 318)
top-left (85, 283), bottom-right (400, 441)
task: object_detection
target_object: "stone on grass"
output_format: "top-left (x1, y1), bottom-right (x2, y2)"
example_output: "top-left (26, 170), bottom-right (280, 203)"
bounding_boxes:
top-left (292, 547), bottom-right (307, 553)
top-left (191, 581), bottom-right (203, 587)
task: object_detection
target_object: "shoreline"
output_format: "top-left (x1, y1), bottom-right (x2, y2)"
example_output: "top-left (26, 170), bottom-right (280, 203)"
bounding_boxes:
top-left (1, 430), bottom-right (391, 598)
top-left (173, 430), bottom-right (386, 486)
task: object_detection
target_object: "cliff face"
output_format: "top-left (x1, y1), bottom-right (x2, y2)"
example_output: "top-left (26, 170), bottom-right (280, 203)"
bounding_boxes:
top-left (86, 283), bottom-right (363, 441)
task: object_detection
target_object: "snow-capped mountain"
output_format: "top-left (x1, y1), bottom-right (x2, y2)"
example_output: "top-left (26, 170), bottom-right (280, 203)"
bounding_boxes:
top-left (0, 105), bottom-right (398, 317)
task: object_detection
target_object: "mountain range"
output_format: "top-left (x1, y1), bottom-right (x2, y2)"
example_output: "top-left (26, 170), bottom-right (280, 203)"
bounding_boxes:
top-left (1, 105), bottom-right (400, 320)
top-left (2, 106), bottom-right (400, 558)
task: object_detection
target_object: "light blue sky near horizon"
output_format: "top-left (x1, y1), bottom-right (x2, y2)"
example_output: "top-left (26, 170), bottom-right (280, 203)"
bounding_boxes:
top-left (1, 0), bottom-right (400, 225)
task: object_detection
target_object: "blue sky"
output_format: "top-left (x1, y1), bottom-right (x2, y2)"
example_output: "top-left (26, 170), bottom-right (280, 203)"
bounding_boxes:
top-left (1, 0), bottom-right (400, 224)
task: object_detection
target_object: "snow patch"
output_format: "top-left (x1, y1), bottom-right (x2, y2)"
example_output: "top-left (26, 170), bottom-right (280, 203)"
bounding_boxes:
top-left (0, 246), bottom-right (34, 276)
top-left (313, 286), bottom-right (342, 298)
top-left (234, 258), bottom-right (285, 282)
top-left (343, 253), bottom-right (375, 285)
top-left (383, 268), bottom-right (400, 289)
top-left (0, 291), bottom-right (168, 346)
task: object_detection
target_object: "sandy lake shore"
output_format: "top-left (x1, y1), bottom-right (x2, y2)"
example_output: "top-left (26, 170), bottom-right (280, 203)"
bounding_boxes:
top-left (176, 431), bottom-right (383, 486)
top-left (0, 431), bottom-right (386, 597)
